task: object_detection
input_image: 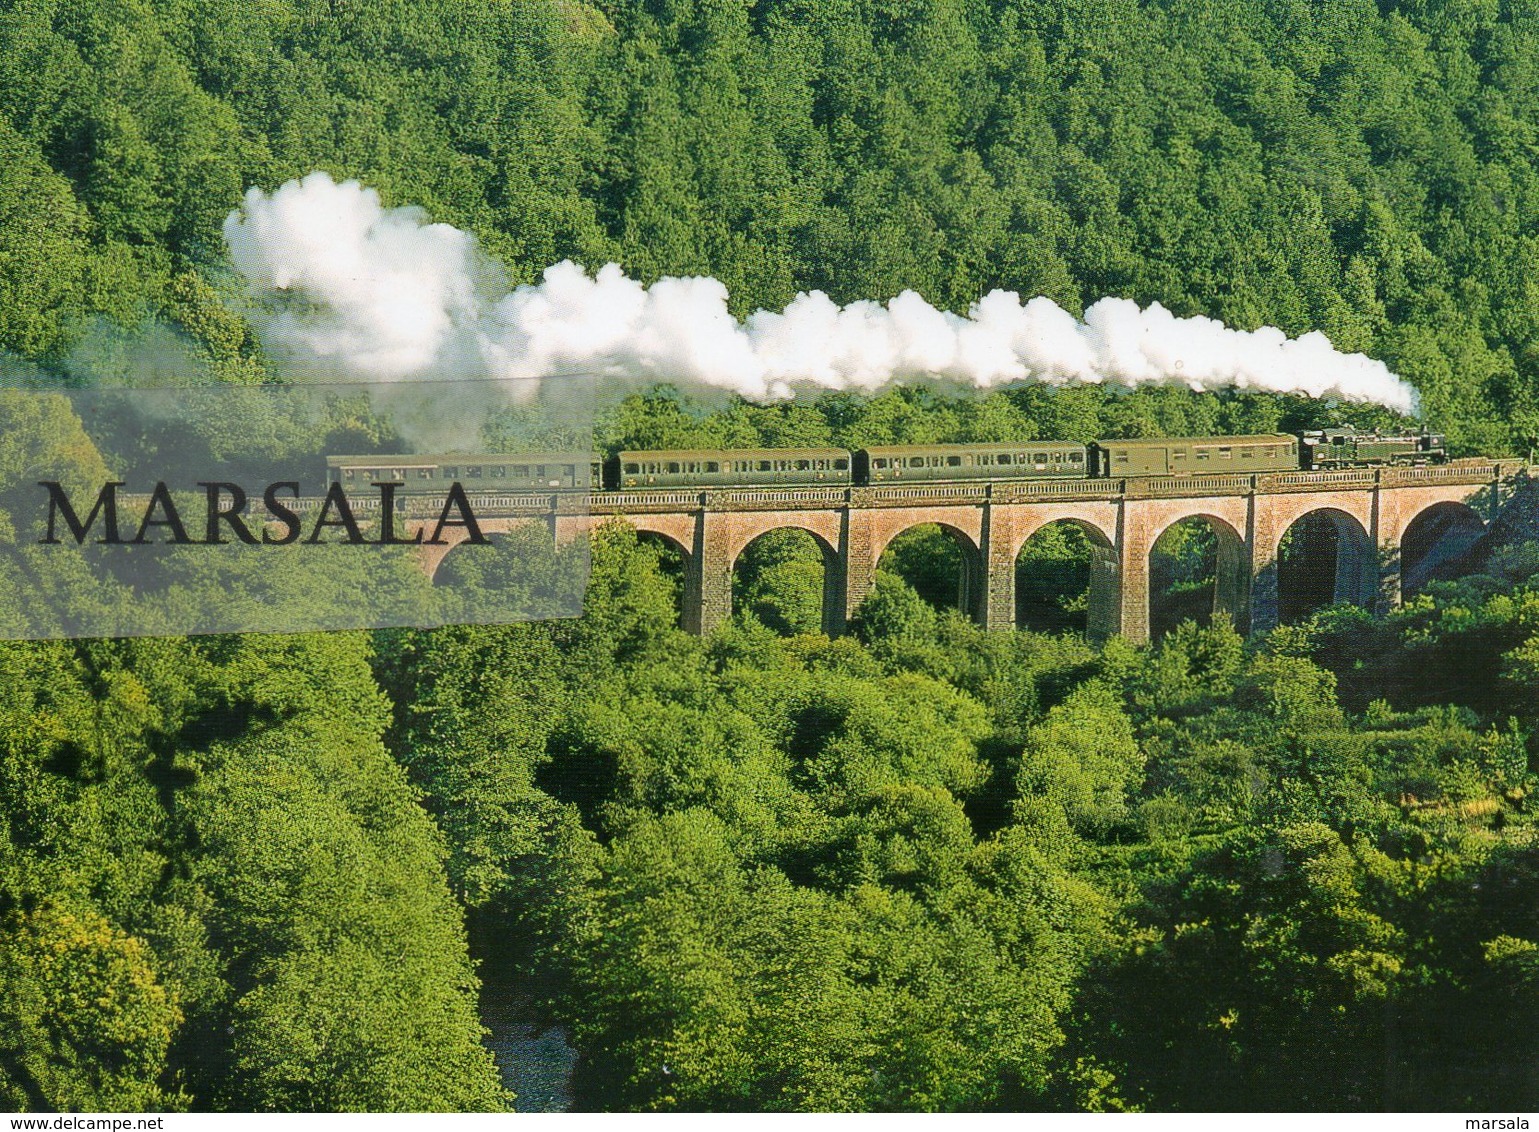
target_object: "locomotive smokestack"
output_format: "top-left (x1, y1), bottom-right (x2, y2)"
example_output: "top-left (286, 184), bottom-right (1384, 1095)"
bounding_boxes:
top-left (224, 173), bottom-right (1422, 416)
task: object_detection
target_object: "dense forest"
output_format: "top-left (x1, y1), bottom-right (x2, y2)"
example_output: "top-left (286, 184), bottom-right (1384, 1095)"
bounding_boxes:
top-left (4, 0), bottom-right (1539, 1113)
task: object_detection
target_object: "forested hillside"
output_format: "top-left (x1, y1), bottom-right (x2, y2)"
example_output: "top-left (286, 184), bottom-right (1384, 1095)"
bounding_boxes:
top-left (4, 0), bottom-right (1539, 1113)
top-left (4, 0), bottom-right (1539, 448)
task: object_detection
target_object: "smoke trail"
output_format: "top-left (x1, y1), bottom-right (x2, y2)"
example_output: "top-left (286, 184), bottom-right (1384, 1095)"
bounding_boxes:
top-left (224, 173), bottom-right (1421, 415)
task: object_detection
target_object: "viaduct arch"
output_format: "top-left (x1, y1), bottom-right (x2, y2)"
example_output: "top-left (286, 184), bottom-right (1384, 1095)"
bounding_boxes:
top-left (1011, 517), bottom-right (1119, 637)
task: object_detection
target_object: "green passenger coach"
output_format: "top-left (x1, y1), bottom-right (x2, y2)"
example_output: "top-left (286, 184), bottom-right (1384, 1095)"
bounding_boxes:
top-left (856, 443), bottom-right (1089, 482)
top-left (326, 454), bottom-right (596, 492)
top-left (1091, 434), bottom-right (1299, 477)
top-left (614, 449), bottom-right (853, 488)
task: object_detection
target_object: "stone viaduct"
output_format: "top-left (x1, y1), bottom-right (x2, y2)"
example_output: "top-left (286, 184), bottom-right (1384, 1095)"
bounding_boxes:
top-left (411, 461), bottom-right (1531, 644)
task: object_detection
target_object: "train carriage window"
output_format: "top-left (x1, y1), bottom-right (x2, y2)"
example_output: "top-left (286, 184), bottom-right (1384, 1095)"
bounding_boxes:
top-left (796, 460), bottom-right (810, 471)
top-left (343, 468), bottom-right (355, 480)
top-left (467, 466), bottom-right (483, 477)
top-left (946, 455), bottom-right (962, 467)
top-left (873, 458), bottom-right (887, 469)
top-left (758, 460), bottom-right (771, 471)
top-left (1114, 452), bottom-right (1130, 464)
top-left (705, 462), bottom-right (719, 473)
top-left (834, 458), bottom-right (848, 470)
top-left (668, 462), bottom-right (681, 474)
top-left (1241, 449), bottom-right (1255, 459)
top-left (564, 464), bottom-right (576, 477)
top-left (1032, 453), bottom-right (1047, 463)
top-left (1069, 452), bottom-right (1083, 462)
top-left (391, 469), bottom-right (406, 481)
top-left (490, 466), bottom-right (506, 478)
top-left (511, 465), bottom-right (529, 477)
top-left (623, 463), bottom-right (638, 475)
top-left (1195, 451), bottom-right (1209, 461)
top-left (997, 454), bottom-right (1011, 465)
top-left (1218, 447), bottom-right (1232, 459)
top-left (444, 466), bottom-right (458, 477)
top-left (419, 468), bottom-right (432, 479)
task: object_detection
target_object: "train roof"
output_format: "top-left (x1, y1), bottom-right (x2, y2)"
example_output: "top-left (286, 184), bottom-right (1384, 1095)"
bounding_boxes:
top-left (617, 447), bottom-right (851, 461)
top-left (1095, 433), bottom-right (1297, 448)
top-left (860, 441), bottom-right (1085, 456)
top-left (326, 452), bottom-right (592, 467)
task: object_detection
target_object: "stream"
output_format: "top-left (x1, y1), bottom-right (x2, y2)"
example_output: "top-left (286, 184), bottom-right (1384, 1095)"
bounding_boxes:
top-left (479, 978), bottom-right (579, 1111)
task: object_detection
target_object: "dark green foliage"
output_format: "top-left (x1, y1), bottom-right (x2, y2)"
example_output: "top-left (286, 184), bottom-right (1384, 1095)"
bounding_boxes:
top-left (876, 524), bottom-right (973, 616)
top-left (0, 0), bottom-right (1538, 452)
top-left (0, 634), bottom-right (508, 1111)
top-left (1015, 521), bottom-right (1096, 634)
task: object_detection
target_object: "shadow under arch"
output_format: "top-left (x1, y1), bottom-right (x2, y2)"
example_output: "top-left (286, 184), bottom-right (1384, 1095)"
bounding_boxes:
top-left (1148, 513), bottom-right (1248, 641)
top-left (430, 519), bottom-right (586, 622)
top-left (1276, 507), bottom-right (1376, 624)
top-left (429, 518), bottom-right (548, 586)
top-left (1014, 518), bottom-right (1118, 639)
top-left (729, 525), bottom-right (840, 636)
top-left (1400, 501), bottom-right (1486, 600)
top-left (875, 521), bottom-right (985, 623)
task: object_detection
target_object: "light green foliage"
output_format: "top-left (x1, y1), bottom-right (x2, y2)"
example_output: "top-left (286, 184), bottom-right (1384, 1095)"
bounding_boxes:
top-left (1017, 681), bottom-right (1143, 833)
top-left (797, 671), bottom-right (991, 808)
top-left (0, 905), bottom-right (185, 1111)
top-left (850, 571), bottom-right (940, 647)
top-left (0, 121), bottom-right (92, 358)
top-left (732, 529), bottom-right (826, 636)
top-left (875, 525), bottom-right (970, 616)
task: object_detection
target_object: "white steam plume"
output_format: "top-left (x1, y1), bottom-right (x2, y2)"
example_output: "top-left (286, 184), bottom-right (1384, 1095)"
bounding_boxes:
top-left (224, 172), bottom-right (1420, 415)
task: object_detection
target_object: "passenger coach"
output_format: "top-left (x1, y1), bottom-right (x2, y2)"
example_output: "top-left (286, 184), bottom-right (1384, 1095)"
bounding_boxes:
top-left (611, 448), bottom-right (853, 488)
top-left (1090, 434), bottom-right (1299, 477)
top-left (856, 442), bottom-right (1089, 482)
top-left (326, 454), bottom-right (597, 492)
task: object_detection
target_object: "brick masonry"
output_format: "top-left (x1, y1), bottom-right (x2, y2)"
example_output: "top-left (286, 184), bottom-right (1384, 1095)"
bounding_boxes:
top-left (415, 464), bottom-right (1530, 643)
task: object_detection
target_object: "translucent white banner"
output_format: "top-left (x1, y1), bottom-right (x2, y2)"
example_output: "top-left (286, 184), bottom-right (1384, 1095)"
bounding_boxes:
top-left (0, 380), bottom-right (592, 638)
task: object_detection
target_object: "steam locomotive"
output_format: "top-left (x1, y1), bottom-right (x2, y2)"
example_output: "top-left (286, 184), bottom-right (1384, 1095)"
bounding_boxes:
top-left (325, 427), bottom-right (1447, 494)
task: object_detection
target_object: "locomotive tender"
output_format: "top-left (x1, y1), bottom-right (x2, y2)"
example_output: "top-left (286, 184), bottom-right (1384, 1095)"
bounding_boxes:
top-left (327, 427), bottom-right (1446, 494)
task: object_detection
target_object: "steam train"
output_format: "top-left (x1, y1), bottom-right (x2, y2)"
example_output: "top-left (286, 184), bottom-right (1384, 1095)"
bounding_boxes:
top-left (325, 427), bottom-right (1447, 494)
